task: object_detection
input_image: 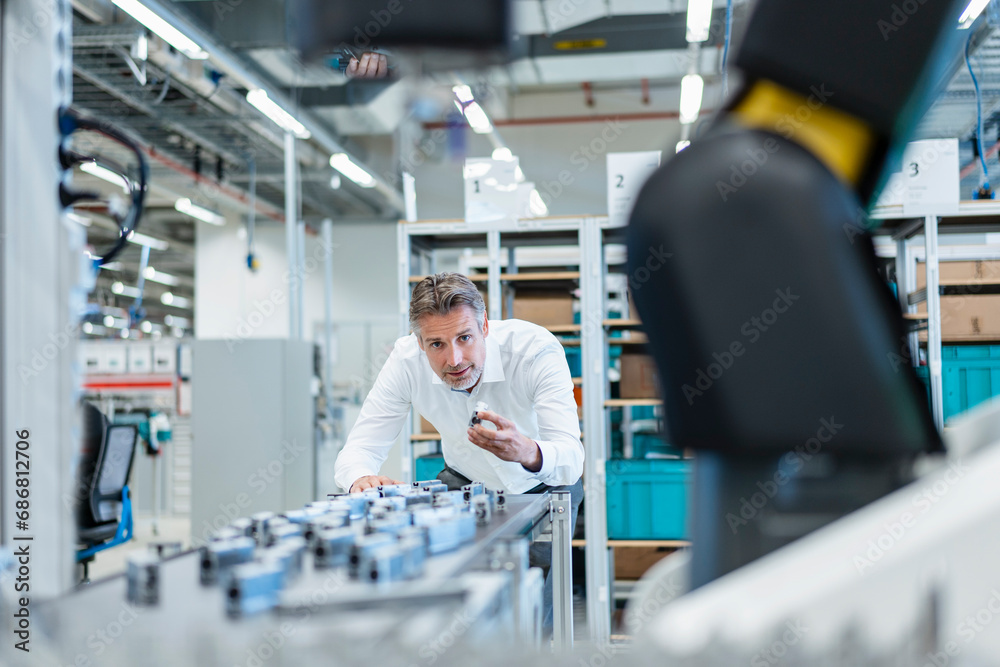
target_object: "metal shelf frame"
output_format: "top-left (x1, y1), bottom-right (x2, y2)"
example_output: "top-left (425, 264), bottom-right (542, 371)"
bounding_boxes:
top-left (871, 200), bottom-right (1000, 429)
top-left (397, 215), bottom-right (621, 647)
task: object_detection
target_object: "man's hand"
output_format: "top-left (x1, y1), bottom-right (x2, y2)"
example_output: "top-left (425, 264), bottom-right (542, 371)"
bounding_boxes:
top-left (467, 410), bottom-right (542, 473)
top-left (350, 475), bottom-right (401, 493)
top-left (345, 52), bottom-right (389, 79)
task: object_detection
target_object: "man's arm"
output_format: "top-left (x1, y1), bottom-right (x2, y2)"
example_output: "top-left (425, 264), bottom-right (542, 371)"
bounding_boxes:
top-left (467, 343), bottom-right (583, 485)
top-left (333, 342), bottom-right (412, 492)
top-left (522, 343), bottom-right (584, 486)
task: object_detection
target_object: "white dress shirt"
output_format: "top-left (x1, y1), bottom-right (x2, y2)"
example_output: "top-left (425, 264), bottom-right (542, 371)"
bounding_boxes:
top-left (334, 319), bottom-right (584, 493)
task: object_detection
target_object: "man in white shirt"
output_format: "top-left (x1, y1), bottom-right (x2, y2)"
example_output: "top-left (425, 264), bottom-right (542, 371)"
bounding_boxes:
top-left (334, 272), bottom-right (583, 630)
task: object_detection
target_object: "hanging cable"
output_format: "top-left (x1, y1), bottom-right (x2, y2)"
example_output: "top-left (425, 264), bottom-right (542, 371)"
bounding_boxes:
top-left (966, 31), bottom-right (993, 198)
top-left (721, 0), bottom-right (734, 99)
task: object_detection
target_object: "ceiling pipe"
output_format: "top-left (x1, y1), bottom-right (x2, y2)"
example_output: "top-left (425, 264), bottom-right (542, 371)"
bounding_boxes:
top-left (124, 0), bottom-right (405, 214)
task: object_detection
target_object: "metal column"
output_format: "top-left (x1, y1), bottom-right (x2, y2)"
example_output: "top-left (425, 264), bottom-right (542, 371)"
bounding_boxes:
top-left (486, 230), bottom-right (502, 321)
top-left (551, 490), bottom-right (575, 650)
top-left (580, 217), bottom-right (611, 647)
top-left (284, 131), bottom-right (301, 340)
top-left (924, 215), bottom-right (944, 429)
top-left (1, 0), bottom-right (77, 596)
top-left (895, 234), bottom-right (920, 367)
top-left (397, 223), bottom-right (413, 482)
top-left (322, 218), bottom-right (335, 414)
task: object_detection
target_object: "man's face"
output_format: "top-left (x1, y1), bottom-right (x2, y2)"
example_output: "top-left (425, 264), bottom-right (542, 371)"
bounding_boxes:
top-left (416, 306), bottom-right (488, 391)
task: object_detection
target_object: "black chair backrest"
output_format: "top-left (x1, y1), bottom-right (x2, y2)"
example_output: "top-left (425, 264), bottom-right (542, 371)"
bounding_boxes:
top-left (77, 403), bottom-right (138, 534)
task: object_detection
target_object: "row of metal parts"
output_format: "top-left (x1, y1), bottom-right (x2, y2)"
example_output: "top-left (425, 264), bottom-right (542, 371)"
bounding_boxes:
top-left (126, 480), bottom-right (507, 616)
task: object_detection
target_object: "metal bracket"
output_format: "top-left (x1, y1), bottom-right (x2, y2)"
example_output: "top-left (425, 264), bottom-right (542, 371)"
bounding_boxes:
top-left (550, 491), bottom-right (574, 650)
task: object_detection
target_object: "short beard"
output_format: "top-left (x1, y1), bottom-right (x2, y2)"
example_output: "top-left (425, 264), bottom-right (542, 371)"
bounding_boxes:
top-left (442, 364), bottom-right (483, 390)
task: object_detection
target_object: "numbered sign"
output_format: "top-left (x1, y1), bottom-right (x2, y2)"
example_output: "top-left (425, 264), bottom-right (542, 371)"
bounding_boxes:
top-left (902, 138), bottom-right (959, 216)
top-left (464, 158), bottom-right (520, 223)
top-left (607, 151), bottom-right (661, 227)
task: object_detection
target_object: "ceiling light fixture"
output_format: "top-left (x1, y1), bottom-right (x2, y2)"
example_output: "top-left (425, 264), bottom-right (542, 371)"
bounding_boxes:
top-left (175, 198), bottom-right (225, 225)
top-left (246, 89), bottom-right (311, 139)
top-left (959, 0), bottom-right (990, 27)
top-left (110, 0), bottom-right (209, 59)
top-left (127, 231), bottom-right (170, 250)
top-left (686, 0), bottom-right (713, 43)
top-left (81, 161), bottom-right (129, 193)
top-left (462, 101), bottom-right (493, 134)
top-left (143, 266), bottom-right (180, 286)
top-left (679, 74), bottom-right (704, 124)
top-left (492, 147), bottom-right (513, 161)
top-left (329, 153), bottom-right (376, 188)
top-left (676, 140), bottom-right (691, 153)
top-left (453, 84), bottom-right (475, 103)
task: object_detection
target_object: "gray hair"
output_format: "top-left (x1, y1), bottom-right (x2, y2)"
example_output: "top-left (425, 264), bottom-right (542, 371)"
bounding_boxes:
top-left (409, 272), bottom-right (486, 336)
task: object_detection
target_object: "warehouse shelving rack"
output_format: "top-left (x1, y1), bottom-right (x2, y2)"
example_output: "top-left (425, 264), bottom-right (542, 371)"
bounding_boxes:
top-left (871, 200), bottom-right (1000, 429)
top-left (398, 215), bottom-right (627, 645)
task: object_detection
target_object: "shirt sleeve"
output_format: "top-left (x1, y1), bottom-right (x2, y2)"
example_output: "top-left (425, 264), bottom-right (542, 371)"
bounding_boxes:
top-left (524, 340), bottom-right (584, 487)
top-left (334, 340), bottom-right (413, 492)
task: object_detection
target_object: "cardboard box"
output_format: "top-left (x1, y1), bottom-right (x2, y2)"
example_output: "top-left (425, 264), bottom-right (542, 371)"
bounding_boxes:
top-left (613, 546), bottom-right (675, 580)
top-left (619, 353), bottom-right (660, 399)
top-left (917, 260), bottom-right (1000, 288)
top-left (919, 295), bottom-right (1000, 341)
top-left (507, 295), bottom-right (575, 328)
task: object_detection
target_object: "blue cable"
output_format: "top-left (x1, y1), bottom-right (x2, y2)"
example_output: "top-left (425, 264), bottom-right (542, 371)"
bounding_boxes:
top-left (721, 0), bottom-right (734, 98)
top-left (965, 31), bottom-right (990, 190)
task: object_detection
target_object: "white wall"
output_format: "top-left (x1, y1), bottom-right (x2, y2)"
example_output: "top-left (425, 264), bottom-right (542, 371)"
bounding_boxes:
top-left (195, 217), bottom-right (399, 342)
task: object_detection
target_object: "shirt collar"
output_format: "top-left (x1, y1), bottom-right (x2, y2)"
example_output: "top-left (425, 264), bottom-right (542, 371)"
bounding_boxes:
top-left (429, 334), bottom-right (505, 386)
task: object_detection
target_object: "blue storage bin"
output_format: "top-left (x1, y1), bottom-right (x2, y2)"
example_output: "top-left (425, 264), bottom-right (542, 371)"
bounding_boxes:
top-left (942, 345), bottom-right (1000, 423)
top-left (632, 433), bottom-right (683, 459)
top-left (414, 455), bottom-right (445, 483)
top-left (606, 459), bottom-right (690, 540)
top-left (564, 347), bottom-right (582, 377)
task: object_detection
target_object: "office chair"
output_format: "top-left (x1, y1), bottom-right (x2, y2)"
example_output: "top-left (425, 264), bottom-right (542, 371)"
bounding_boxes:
top-left (76, 402), bottom-right (139, 580)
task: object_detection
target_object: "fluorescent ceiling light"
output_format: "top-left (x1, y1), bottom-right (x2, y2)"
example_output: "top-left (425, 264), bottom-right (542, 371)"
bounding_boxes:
top-left (175, 198), bottom-right (225, 225)
top-left (246, 89), bottom-right (311, 139)
top-left (492, 147), bottom-right (513, 161)
top-left (67, 212), bottom-right (92, 227)
top-left (121, 329), bottom-right (130, 339)
top-left (462, 102), bottom-right (493, 134)
top-left (529, 189), bottom-right (548, 217)
top-left (140, 321), bottom-right (153, 334)
top-left (164, 314), bottom-right (191, 327)
top-left (676, 140), bottom-right (691, 153)
top-left (679, 74), bottom-right (704, 125)
top-left (330, 153), bottom-right (377, 188)
top-left (112, 281), bottom-right (141, 298)
top-left (143, 266), bottom-right (180, 286)
top-left (453, 84), bottom-right (475, 103)
top-left (959, 0), bottom-right (990, 27)
top-left (160, 292), bottom-right (191, 309)
top-left (686, 0), bottom-right (713, 42)
top-left (127, 231), bottom-right (169, 250)
top-left (110, 0), bottom-right (208, 60)
top-left (82, 322), bottom-right (94, 335)
top-left (103, 315), bottom-right (115, 328)
top-left (81, 161), bottom-right (129, 193)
